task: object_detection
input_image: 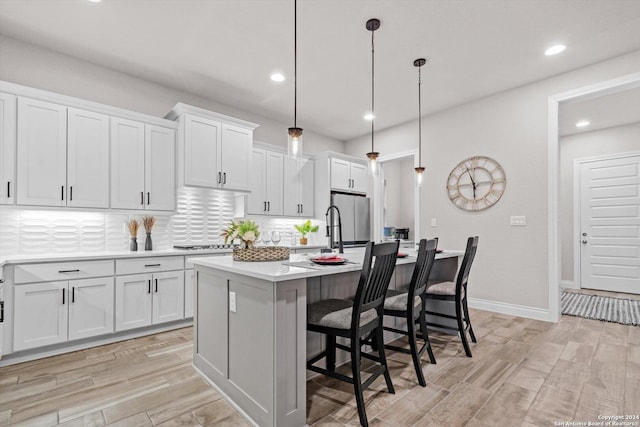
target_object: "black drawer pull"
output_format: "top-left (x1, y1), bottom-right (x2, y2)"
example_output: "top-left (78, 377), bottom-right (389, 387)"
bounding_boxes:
top-left (72, 287), bottom-right (75, 303)
top-left (58, 269), bottom-right (80, 273)
top-left (144, 264), bottom-right (161, 268)
top-left (148, 279), bottom-right (151, 294)
top-left (155, 278), bottom-right (158, 293)
top-left (6, 182), bottom-right (10, 198)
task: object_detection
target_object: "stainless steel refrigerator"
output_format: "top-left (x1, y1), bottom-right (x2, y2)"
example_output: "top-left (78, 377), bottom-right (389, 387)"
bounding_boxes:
top-left (330, 192), bottom-right (371, 247)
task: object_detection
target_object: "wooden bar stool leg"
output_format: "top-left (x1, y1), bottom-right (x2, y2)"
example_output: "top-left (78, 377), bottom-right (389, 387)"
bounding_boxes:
top-left (462, 296), bottom-right (477, 343)
top-left (456, 299), bottom-right (472, 357)
top-left (406, 311), bottom-right (426, 387)
top-left (350, 340), bottom-right (368, 427)
top-left (375, 324), bottom-right (395, 394)
top-left (326, 335), bottom-right (336, 372)
top-left (418, 306), bottom-right (436, 364)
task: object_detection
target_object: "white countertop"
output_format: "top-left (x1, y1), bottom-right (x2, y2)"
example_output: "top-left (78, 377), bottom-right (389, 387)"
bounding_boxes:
top-left (0, 244), bottom-right (327, 268)
top-left (190, 248), bottom-right (464, 282)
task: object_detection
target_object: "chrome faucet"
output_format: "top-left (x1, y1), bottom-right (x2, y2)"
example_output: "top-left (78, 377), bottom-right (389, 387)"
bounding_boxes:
top-left (324, 205), bottom-right (344, 254)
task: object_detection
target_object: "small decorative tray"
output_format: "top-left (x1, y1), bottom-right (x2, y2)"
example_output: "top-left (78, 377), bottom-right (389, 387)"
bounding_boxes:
top-left (233, 246), bottom-right (290, 262)
top-left (310, 256), bottom-right (346, 265)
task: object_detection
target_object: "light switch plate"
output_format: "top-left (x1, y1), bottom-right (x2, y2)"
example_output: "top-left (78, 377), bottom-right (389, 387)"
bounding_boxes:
top-left (229, 291), bottom-right (237, 312)
top-left (510, 216), bottom-right (526, 226)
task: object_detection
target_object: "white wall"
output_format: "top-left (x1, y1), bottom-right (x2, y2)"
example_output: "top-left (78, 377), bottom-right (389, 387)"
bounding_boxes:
top-left (345, 49), bottom-right (640, 315)
top-left (0, 35), bottom-right (344, 155)
top-left (560, 122), bottom-right (640, 282)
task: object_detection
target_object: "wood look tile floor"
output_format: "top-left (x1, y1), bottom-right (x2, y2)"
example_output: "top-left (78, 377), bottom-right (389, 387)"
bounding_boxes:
top-left (1, 306), bottom-right (638, 426)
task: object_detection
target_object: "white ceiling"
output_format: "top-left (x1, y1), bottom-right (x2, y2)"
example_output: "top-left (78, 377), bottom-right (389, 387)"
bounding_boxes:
top-left (1, 0), bottom-right (640, 141)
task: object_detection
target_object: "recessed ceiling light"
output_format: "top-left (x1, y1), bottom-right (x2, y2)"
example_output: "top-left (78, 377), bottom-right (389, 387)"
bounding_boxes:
top-left (575, 120), bottom-right (590, 128)
top-left (270, 73), bottom-right (285, 82)
top-left (363, 113), bottom-right (375, 121)
top-left (545, 44), bottom-right (566, 56)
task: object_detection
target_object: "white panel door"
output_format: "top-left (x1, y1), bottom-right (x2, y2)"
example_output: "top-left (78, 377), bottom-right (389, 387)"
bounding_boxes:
top-left (283, 156), bottom-right (300, 216)
top-left (247, 148), bottom-right (267, 215)
top-left (16, 97), bottom-right (67, 206)
top-left (220, 124), bottom-right (252, 191)
top-left (265, 150), bottom-right (284, 216)
top-left (115, 274), bottom-right (152, 331)
top-left (111, 118), bottom-right (145, 209)
top-left (184, 269), bottom-right (194, 318)
top-left (0, 92), bottom-right (16, 205)
top-left (580, 154), bottom-right (640, 294)
top-left (67, 108), bottom-right (110, 208)
top-left (350, 162), bottom-right (368, 194)
top-left (299, 158), bottom-right (315, 217)
top-left (152, 271), bottom-right (185, 324)
top-left (184, 114), bottom-right (220, 188)
top-left (145, 125), bottom-right (176, 211)
top-left (68, 277), bottom-right (115, 340)
top-left (14, 282), bottom-right (68, 351)
top-left (330, 158), bottom-right (350, 191)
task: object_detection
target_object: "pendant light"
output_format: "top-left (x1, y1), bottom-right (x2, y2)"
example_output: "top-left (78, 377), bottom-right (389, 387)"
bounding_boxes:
top-left (365, 18), bottom-right (380, 175)
top-left (414, 58), bottom-right (426, 187)
top-left (287, 0), bottom-right (302, 158)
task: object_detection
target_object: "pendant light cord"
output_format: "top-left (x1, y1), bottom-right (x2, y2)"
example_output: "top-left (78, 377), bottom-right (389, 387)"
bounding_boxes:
top-left (294, 0), bottom-right (297, 128)
top-left (418, 64), bottom-right (422, 167)
top-left (370, 28), bottom-right (375, 153)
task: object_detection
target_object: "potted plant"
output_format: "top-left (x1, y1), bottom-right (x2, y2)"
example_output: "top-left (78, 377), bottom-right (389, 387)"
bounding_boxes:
top-left (221, 220), bottom-right (260, 249)
top-left (294, 220), bottom-right (319, 245)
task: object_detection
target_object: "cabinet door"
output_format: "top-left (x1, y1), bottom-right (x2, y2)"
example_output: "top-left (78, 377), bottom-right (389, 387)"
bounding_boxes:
top-left (115, 274), bottom-right (152, 331)
top-left (184, 269), bottom-right (194, 318)
top-left (350, 162), bottom-right (368, 194)
top-left (184, 114), bottom-right (220, 187)
top-left (299, 159), bottom-right (315, 217)
top-left (265, 150), bottom-right (283, 216)
top-left (68, 277), bottom-right (115, 340)
top-left (14, 282), bottom-right (68, 351)
top-left (0, 93), bottom-right (16, 205)
top-left (283, 156), bottom-right (300, 217)
top-left (16, 97), bottom-right (67, 206)
top-left (220, 124), bottom-right (252, 191)
top-left (111, 118), bottom-right (145, 209)
top-left (152, 271), bottom-right (185, 324)
top-left (67, 108), bottom-right (110, 208)
top-left (247, 148), bottom-right (267, 215)
top-left (145, 125), bottom-right (176, 211)
top-left (330, 158), bottom-right (351, 192)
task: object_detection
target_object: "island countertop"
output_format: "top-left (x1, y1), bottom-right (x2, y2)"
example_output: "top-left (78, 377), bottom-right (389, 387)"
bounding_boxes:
top-left (189, 248), bottom-right (464, 282)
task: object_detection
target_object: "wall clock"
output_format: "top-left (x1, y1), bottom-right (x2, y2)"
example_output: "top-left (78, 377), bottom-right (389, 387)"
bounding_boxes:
top-left (446, 155), bottom-right (506, 211)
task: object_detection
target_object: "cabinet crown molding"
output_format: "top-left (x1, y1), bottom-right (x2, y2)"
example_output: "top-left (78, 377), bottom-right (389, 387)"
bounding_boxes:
top-left (165, 102), bottom-right (259, 130)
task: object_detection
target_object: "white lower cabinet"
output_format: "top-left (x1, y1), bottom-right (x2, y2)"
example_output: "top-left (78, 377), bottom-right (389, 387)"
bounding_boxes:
top-left (14, 277), bottom-right (114, 351)
top-left (185, 269), bottom-right (194, 318)
top-left (115, 271), bottom-right (184, 331)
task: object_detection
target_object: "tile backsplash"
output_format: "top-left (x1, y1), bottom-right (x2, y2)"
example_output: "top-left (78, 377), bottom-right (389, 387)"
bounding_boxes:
top-left (0, 187), bottom-right (325, 256)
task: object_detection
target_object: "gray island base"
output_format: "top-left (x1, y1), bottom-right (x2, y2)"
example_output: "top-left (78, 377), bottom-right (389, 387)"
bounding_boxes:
top-left (190, 248), bottom-right (463, 427)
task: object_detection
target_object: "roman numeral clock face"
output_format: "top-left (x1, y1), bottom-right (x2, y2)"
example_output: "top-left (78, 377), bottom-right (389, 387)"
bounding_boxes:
top-left (446, 156), bottom-right (506, 211)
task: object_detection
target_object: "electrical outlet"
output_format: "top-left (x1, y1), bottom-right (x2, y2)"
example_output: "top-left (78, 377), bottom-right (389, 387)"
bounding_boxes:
top-left (431, 218), bottom-right (437, 227)
top-left (510, 216), bottom-right (526, 226)
top-left (229, 291), bottom-right (237, 313)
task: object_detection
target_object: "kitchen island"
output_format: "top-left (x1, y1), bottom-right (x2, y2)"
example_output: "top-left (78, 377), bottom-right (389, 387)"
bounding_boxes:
top-left (190, 248), bottom-right (463, 427)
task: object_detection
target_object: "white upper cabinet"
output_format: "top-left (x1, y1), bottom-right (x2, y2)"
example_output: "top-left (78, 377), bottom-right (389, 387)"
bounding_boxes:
top-left (167, 104), bottom-right (258, 192)
top-left (111, 118), bottom-right (176, 211)
top-left (67, 108), bottom-right (110, 208)
top-left (330, 157), bottom-right (367, 194)
top-left (283, 157), bottom-right (314, 217)
top-left (247, 147), bottom-right (283, 215)
top-left (16, 97), bottom-right (68, 206)
top-left (0, 92), bottom-right (16, 205)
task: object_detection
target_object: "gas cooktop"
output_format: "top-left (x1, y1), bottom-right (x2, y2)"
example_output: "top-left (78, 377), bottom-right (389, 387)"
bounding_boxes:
top-left (173, 244), bottom-right (239, 250)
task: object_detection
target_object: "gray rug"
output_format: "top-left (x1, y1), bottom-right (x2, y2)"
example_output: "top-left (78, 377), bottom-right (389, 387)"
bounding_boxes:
top-left (561, 292), bottom-right (640, 326)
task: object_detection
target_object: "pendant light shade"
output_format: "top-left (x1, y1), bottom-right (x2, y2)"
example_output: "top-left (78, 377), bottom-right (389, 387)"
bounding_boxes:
top-left (414, 58), bottom-right (427, 187)
top-left (365, 18), bottom-right (380, 175)
top-left (288, 0), bottom-right (302, 159)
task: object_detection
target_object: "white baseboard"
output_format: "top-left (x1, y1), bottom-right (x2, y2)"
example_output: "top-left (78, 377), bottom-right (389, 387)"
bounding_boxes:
top-left (561, 280), bottom-right (578, 289)
top-left (468, 297), bottom-right (553, 322)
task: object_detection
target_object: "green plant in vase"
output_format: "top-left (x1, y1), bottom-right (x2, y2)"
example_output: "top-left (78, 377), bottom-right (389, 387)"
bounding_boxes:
top-left (221, 220), bottom-right (260, 249)
top-left (294, 220), bottom-right (319, 245)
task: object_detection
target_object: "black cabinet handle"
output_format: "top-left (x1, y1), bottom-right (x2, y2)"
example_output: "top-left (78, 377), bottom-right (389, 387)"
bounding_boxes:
top-left (62, 288), bottom-right (66, 305)
top-left (148, 279), bottom-right (151, 294)
top-left (267, 201), bottom-right (270, 211)
top-left (6, 182), bottom-right (10, 198)
top-left (0, 300), bottom-right (4, 323)
top-left (144, 264), bottom-right (161, 268)
top-left (264, 201), bottom-right (267, 212)
top-left (300, 204), bottom-right (303, 214)
top-left (155, 278), bottom-right (158, 293)
top-left (70, 186), bottom-right (73, 201)
top-left (58, 269), bottom-right (80, 273)
top-left (61, 185), bottom-right (64, 201)
top-left (223, 172), bottom-right (227, 184)
top-left (218, 172), bottom-right (221, 184)
top-left (141, 192), bottom-right (144, 205)
top-left (147, 192), bottom-right (150, 205)
top-left (72, 287), bottom-right (75, 303)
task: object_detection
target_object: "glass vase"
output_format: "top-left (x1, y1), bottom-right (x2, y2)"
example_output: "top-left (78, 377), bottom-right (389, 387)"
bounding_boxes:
top-left (130, 237), bottom-right (138, 251)
top-left (145, 233), bottom-right (153, 251)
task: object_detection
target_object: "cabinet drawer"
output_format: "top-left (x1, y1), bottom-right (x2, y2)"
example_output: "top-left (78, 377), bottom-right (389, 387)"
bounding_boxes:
top-left (116, 256), bottom-right (184, 275)
top-left (15, 260), bottom-right (114, 284)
